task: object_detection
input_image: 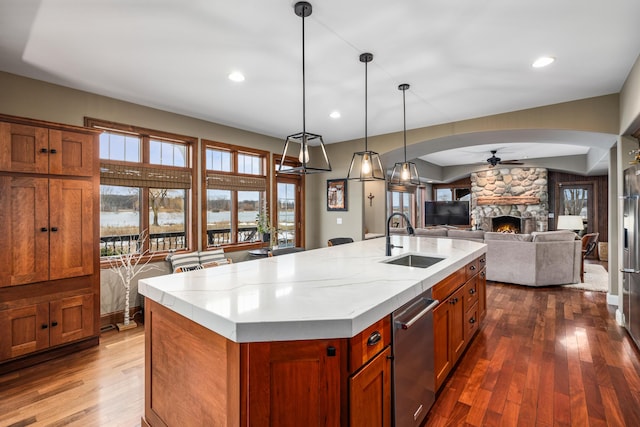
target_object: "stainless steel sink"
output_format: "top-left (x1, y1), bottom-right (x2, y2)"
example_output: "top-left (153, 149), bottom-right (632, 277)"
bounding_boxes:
top-left (383, 254), bottom-right (444, 268)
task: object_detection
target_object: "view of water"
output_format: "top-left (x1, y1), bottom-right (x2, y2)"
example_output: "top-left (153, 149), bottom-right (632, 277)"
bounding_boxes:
top-left (100, 210), bottom-right (295, 231)
top-left (100, 210), bottom-right (261, 227)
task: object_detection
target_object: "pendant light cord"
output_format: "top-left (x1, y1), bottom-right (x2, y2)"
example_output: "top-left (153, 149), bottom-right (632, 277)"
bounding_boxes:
top-left (301, 9), bottom-right (306, 136)
top-left (403, 87), bottom-right (407, 162)
top-left (364, 59), bottom-right (368, 151)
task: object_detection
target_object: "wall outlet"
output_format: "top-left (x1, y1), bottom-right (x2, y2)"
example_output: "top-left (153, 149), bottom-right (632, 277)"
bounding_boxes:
top-left (337, 218), bottom-right (342, 225)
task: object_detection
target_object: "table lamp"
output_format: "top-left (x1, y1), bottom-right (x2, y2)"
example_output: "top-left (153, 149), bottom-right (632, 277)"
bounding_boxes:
top-left (557, 215), bottom-right (584, 234)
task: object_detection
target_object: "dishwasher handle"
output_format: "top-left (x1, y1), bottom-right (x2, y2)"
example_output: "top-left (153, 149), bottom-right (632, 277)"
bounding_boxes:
top-left (395, 298), bottom-right (439, 330)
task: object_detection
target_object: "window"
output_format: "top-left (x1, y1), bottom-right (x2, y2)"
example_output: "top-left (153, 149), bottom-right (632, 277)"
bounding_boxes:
top-left (388, 190), bottom-right (413, 227)
top-left (203, 140), bottom-right (269, 249)
top-left (86, 118), bottom-right (196, 257)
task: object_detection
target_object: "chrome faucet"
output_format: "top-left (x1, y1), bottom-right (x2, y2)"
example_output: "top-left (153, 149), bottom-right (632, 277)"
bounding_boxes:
top-left (386, 212), bottom-right (415, 256)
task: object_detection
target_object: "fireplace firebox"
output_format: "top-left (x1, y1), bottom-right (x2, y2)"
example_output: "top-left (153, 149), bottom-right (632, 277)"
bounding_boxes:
top-left (491, 215), bottom-right (524, 233)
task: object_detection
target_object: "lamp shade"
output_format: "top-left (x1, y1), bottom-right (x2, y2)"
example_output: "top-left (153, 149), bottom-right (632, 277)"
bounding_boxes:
top-left (557, 215), bottom-right (584, 231)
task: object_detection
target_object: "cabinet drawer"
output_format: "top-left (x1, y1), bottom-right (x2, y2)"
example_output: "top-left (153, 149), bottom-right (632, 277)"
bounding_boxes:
top-left (478, 255), bottom-right (487, 271)
top-left (465, 258), bottom-right (480, 281)
top-left (463, 276), bottom-right (478, 310)
top-left (349, 316), bottom-right (391, 373)
top-left (432, 268), bottom-right (465, 302)
top-left (464, 302), bottom-right (479, 342)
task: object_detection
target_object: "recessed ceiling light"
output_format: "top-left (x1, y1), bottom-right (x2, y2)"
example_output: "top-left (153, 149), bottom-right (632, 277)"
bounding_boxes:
top-left (532, 56), bottom-right (555, 68)
top-left (228, 71), bottom-right (245, 82)
top-left (329, 111), bottom-right (341, 119)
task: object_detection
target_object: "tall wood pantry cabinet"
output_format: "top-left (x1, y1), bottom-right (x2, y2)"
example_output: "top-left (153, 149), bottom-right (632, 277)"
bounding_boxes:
top-left (0, 114), bottom-right (100, 373)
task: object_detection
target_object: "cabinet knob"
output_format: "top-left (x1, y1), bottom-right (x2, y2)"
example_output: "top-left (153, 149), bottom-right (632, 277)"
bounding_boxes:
top-left (51, 321), bottom-right (58, 327)
top-left (40, 148), bottom-right (48, 153)
top-left (479, 258), bottom-right (486, 263)
top-left (41, 324), bottom-right (48, 329)
top-left (326, 346), bottom-right (336, 357)
top-left (51, 227), bottom-right (58, 232)
top-left (469, 288), bottom-right (476, 295)
top-left (469, 265), bottom-right (476, 271)
top-left (49, 149), bottom-right (57, 154)
top-left (40, 227), bottom-right (48, 232)
top-left (469, 318), bottom-right (476, 324)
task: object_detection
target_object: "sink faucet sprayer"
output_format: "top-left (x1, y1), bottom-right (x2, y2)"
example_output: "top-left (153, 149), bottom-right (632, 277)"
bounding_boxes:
top-left (386, 212), bottom-right (415, 256)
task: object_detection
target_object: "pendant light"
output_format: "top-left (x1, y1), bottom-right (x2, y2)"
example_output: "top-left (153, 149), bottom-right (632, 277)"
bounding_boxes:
top-left (389, 83), bottom-right (421, 185)
top-left (278, 1), bottom-right (331, 175)
top-left (347, 53), bottom-right (385, 181)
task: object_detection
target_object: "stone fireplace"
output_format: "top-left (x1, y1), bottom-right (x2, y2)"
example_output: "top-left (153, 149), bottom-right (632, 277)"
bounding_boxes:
top-left (470, 167), bottom-right (548, 233)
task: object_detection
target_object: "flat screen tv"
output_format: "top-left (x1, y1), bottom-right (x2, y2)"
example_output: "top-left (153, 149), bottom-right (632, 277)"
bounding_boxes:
top-left (424, 201), bottom-right (470, 226)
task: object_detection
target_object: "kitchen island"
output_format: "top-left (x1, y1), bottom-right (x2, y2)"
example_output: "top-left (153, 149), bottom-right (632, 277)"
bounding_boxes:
top-left (139, 235), bottom-right (486, 427)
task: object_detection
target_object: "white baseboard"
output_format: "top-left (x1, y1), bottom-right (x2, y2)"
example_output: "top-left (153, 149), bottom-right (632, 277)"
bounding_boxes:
top-left (616, 308), bottom-right (625, 326)
top-left (607, 292), bottom-right (618, 306)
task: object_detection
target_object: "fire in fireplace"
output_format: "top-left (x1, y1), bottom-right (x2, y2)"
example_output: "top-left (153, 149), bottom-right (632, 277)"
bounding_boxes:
top-left (491, 216), bottom-right (523, 233)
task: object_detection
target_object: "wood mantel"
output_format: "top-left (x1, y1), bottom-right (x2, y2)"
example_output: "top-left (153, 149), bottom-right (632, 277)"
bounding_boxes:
top-left (476, 196), bottom-right (540, 205)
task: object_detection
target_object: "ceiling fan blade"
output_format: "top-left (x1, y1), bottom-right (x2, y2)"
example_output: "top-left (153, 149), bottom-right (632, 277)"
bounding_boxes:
top-left (500, 160), bottom-right (524, 165)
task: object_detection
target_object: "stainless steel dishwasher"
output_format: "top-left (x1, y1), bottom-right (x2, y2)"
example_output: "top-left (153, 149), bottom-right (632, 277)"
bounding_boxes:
top-left (392, 290), bottom-right (439, 427)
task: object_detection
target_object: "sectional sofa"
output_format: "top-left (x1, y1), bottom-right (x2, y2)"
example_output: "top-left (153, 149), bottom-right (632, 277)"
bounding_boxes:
top-left (390, 227), bottom-right (581, 286)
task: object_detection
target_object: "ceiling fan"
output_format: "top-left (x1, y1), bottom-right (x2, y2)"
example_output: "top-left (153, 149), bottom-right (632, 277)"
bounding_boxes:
top-left (486, 150), bottom-right (523, 168)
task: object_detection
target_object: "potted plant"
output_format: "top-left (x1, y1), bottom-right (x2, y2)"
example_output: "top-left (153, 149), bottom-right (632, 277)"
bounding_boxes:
top-left (256, 202), bottom-right (273, 243)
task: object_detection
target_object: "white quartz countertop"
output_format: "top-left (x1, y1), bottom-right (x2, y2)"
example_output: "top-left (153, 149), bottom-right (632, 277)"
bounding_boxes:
top-left (139, 236), bottom-right (486, 343)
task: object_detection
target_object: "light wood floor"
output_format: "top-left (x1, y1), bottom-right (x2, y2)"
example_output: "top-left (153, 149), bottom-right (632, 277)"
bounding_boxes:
top-left (1, 264), bottom-right (639, 427)
top-left (0, 325), bottom-right (145, 427)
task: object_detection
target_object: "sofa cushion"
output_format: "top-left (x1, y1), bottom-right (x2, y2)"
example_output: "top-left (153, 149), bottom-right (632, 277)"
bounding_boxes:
top-left (414, 228), bottom-right (448, 237)
top-left (388, 227), bottom-right (408, 235)
top-left (531, 231), bottom-right (577, 242)
top-left (483, 232), bottom-right (533, 242)
top-left (447, 229), bottom-right (485, 240)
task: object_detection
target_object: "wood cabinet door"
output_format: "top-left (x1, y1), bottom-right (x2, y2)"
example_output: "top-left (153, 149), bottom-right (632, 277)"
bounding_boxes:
top-left (246, 339), bottom-right (345, 426)
top-left (0, 303), bottom-right (49, 360)
top-left (48, 179), bottom-right (94, 280)
top-left (433, 302), bottom-right (452, 390)
top-left (450, 286), bottom-right (467, 363)
top-left (0, 122), bottom-right (49, 174)
top-left (49, 294), bottom-right (94, 346)
top-left (48, 130), bottom-right (95, 177)
top-left (349, 346), bottom-right (392, 427)
top-left (478, 269), bottom-right (487, 321)
top-left (0, 176), bottom-right (49, 286)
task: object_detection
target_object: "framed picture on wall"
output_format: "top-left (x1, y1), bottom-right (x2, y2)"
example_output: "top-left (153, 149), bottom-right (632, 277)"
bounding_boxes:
top-left (327, 179), bottom-right (347, 211)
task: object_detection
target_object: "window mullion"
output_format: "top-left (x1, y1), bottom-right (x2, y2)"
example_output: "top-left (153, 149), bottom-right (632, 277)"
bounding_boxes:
top-left (231, 190), bottom-right (238, 243)
top-left (141, 135), bottom-right (151, 164)
top-left (141, 187), bottom-right (151, 252)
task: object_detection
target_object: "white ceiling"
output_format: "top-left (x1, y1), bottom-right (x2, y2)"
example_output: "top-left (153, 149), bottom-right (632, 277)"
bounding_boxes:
top-left (1, 0), bottom-right (639, 171)
top-left (423, 143), bottom-right (589, 167)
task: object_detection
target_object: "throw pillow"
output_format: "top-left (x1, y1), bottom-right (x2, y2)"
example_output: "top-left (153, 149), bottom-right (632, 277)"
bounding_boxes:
top-left (167, 252), bottom-right (201, 273)
top-left (198, 249), bottom-right (226, 265)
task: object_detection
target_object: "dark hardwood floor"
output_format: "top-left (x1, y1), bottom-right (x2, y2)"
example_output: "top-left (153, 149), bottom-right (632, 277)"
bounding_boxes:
top-left (1, 261), bottom-right (638, 427)
top-left (426, 262), bottom-right (640, 427)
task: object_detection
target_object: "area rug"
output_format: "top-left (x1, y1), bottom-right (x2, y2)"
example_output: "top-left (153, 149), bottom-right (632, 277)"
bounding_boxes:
top-left (563, 263), bottom-right (608, 292)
